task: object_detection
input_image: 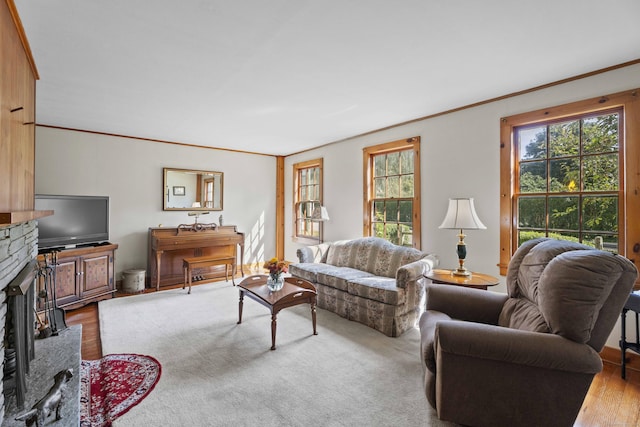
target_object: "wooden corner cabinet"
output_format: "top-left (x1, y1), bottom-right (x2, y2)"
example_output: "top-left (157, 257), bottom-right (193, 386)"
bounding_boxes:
top-left (37, 243), bottom-right (118, 311)
top-left (1, 0), bottom-right (42, 225)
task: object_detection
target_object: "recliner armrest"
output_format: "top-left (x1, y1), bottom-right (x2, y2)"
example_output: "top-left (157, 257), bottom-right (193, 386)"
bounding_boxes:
top-left (436, 321), bottom-right (603, 374)
top-left (425, 284), bottom-right (508, 324)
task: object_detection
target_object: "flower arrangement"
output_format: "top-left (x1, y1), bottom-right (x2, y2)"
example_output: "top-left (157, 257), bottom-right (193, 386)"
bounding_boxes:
top-left (263, 257), bottom-right (288, 281)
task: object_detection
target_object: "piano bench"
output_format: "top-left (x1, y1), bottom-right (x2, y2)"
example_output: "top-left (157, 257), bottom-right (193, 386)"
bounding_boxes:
top-left (183, 256), bottom-right (236, 294)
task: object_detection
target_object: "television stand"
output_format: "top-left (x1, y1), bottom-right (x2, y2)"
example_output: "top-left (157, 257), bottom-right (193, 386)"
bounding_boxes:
top-left (37, 242), bottom-right (118, 312)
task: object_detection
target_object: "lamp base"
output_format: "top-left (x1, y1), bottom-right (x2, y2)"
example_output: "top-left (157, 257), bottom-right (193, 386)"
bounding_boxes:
top-left (451, 267), bottom-right (472, 277)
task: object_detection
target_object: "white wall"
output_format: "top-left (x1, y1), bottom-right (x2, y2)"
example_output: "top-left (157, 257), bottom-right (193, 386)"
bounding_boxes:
top-left (35, 127), bottom-right (277, 278)
top-left (284, 63), bottom-right (640, 348)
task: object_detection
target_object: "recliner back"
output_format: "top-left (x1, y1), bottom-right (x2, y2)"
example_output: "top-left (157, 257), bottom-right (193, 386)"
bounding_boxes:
top-left (499, 238), bottom-right (638, 351)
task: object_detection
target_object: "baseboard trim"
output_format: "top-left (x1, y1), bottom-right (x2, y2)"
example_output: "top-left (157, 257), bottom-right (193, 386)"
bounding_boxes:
top-left (600, 345), bottom-right (640, 372)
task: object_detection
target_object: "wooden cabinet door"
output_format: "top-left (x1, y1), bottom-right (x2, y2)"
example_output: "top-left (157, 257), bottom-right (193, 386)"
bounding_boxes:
top-left (79, 250), bottom-right (114, 298)
top-left (36, 255), bottom-right (80, 310)
top-left (36, 257), bottom-right (79, 310)
top-left (53, 257), bottom-right (81, 306)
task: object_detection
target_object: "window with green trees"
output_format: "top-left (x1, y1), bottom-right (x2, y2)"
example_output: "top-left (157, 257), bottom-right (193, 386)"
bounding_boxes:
top-left (515, 109), bottom-right (621, 252)
top-left (499, 89), bottom-right (640, 277)
top-left (363, 137), bottom-right (421, 249)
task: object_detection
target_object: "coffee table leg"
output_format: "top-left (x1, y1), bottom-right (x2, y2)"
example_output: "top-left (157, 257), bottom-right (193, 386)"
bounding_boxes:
top-left (237, 290), bottom-right (244, 324)
top-left (271, 313), bottom-right (277, 350)
top-left (311, 300), bottom-right (317, 335)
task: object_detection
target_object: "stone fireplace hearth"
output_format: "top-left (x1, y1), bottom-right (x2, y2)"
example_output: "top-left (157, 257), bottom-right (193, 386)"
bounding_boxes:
top-left (0, 221), bottom-right (38, 424)
top-left (0, 221), bottom-right (81, 426)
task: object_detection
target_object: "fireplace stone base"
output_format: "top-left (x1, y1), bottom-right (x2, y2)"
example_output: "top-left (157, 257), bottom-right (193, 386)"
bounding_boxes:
top-left (3, 325), bottom-right (81, 426)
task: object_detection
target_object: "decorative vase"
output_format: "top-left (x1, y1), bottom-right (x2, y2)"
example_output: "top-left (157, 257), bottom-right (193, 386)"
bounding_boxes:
top-left (267, 274), bottom-right (284, 291)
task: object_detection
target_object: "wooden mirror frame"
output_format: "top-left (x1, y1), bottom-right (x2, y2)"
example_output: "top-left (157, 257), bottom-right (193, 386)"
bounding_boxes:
top-left (163, 167), bottom-right (223, 211)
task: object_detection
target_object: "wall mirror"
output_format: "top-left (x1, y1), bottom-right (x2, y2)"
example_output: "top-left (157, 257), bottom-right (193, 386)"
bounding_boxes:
top-left (163, 168), bottom-right (223, 211)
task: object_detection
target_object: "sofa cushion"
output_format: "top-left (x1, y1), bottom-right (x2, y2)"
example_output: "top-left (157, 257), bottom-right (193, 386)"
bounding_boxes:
top-left (288, 262), bottom-right (338, 284)
top-left (326, 237), bottom-right (425, 278)
top-left (316, 267), bottom-right (374, 292)
top-left (347, 276), bottom-right (405, 305)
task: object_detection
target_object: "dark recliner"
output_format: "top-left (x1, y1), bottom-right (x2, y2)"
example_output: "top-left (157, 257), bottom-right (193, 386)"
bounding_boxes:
top-left (419, 238), bottom-right (638, 427)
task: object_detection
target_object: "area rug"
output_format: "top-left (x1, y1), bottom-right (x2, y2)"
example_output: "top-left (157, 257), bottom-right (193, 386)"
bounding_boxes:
top-left (98, 281), bottom-right (457, 426)
top-left (80, 354), bottom-right (161, 427)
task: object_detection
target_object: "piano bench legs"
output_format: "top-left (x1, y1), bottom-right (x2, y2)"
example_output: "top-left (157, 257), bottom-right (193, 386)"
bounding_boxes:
top-left (182, 256), bottom-right (236, 294)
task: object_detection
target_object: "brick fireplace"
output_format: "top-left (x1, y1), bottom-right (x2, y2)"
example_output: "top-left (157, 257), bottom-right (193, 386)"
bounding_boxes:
top-left (0, 221), bottom-right (38, 424)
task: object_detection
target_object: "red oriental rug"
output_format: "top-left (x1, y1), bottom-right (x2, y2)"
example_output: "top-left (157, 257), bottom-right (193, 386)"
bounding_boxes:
top-left (80, 354), bottom-right (161, 427)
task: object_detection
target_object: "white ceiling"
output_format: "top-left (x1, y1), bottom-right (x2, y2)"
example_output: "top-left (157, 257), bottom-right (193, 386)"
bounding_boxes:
top-left (14, 0), bottom-right (640, 156)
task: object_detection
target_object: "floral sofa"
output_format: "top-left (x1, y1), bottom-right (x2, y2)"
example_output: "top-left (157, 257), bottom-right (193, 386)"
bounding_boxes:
top-left (289, 237), bottom-right (439, 337)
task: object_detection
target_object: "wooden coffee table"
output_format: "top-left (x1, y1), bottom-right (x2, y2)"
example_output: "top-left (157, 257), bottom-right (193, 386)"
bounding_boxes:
top-left (237, 275), bottom-right (318, 350)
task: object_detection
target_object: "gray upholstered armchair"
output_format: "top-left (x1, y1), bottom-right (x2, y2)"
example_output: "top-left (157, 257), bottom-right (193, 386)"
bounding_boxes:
top-left (419, 238), bottom-right (638, 427)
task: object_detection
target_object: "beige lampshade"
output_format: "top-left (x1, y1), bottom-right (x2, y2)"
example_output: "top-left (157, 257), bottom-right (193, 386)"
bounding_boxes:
top-left (439, 198), bottom-right (486, 230)
top-left (312, 205), bottom-right (330, 221)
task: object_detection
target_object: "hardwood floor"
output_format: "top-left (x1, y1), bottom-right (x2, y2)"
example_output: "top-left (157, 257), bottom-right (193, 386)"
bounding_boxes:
top-left (64, 283), bottom-right (640, 427)
top-left (65, 301), bottom-right (102, 360)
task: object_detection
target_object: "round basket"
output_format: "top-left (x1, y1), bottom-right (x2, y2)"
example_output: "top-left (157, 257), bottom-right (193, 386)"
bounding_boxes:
top-left (122, 269), bottom-right (146, 293)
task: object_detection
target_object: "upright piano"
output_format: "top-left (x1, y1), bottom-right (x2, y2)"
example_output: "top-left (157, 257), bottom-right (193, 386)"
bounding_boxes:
top-left (148, 224), bottom-right (245, 290)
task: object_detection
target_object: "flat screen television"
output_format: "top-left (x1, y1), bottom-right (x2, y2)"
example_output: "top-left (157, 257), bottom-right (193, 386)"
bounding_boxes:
top-left (34, 194), bottom-right (110, 250)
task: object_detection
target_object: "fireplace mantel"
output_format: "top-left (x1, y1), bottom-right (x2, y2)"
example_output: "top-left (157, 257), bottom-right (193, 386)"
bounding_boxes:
top-left (0, 210), bottom-right (52, 227)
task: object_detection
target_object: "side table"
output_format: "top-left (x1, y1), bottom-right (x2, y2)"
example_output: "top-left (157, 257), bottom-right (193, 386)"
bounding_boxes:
top-left (620, 291), bottom-right (640, 379)
top-left (425, 269), bottom-right (499, 290)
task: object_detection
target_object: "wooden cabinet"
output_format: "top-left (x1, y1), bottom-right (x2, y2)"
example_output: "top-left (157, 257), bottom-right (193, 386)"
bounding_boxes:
top-left (37, 243), bottom-right (118, 311)
top-left (0, 1), bottom-right (48, 225)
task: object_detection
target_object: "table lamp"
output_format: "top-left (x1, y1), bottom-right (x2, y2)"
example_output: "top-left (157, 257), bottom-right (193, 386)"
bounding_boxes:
top-left (438, 198), bottom-right (486, 276)
top-left (311, 204), bottom-right (330, 243)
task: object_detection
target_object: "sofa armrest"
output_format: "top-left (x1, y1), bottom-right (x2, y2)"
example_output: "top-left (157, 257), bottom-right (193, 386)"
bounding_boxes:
top-left (436, 321), bottom-right (602, 374)
top-left (396, 254), bottom-right (439, 288)
top-left (425, 284), bottom-right (508, 324)
top-left (296, 242), bottom-right (331, 263)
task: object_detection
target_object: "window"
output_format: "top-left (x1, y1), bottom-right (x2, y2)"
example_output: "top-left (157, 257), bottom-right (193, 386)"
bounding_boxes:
top-left (499, 89), bottom-right (640, 276)
top-left (516, 109), bottom-right (622, 249)
top-left (363, 137), bottom-right (421, 249)
top-left (203, 178), bottom-right (214, 208)
top-left (293, 158), bottom-right (323, 242)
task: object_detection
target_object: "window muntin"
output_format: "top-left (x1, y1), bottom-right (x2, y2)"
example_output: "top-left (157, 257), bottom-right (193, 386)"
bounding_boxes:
top-left (514, 110), bottom-right (621, 252)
